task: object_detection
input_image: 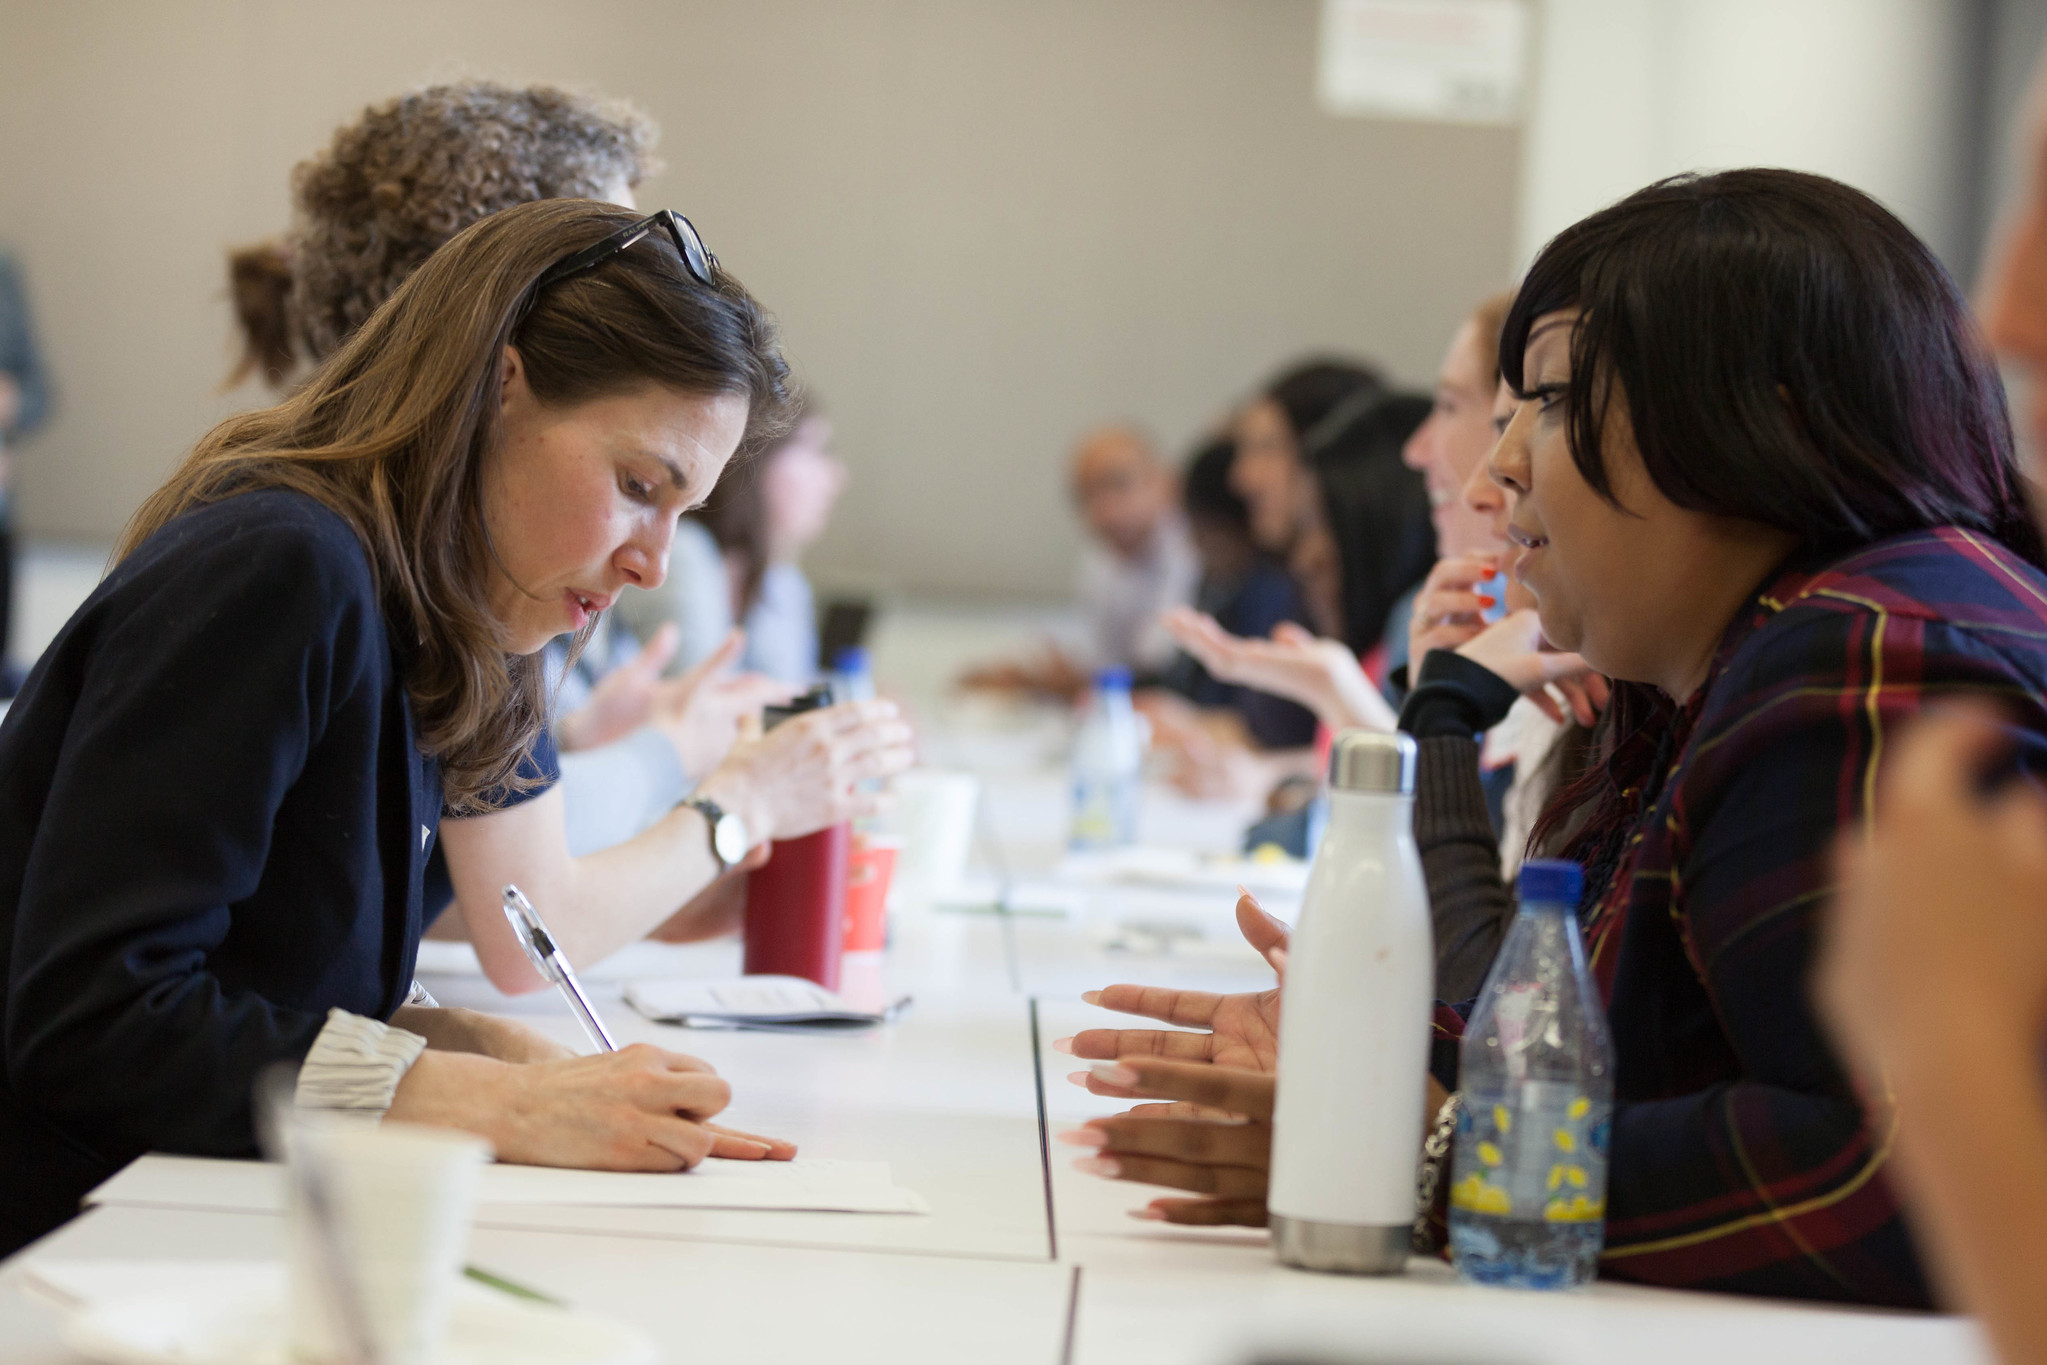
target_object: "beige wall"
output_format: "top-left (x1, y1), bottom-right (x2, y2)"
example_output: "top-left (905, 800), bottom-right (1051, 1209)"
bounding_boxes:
top-left (0, 0), bottom-right (1518, 598)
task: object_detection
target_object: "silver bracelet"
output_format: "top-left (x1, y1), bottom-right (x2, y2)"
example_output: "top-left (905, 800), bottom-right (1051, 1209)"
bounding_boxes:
top-left (1413, 1090), bottom-right (1462, 1253)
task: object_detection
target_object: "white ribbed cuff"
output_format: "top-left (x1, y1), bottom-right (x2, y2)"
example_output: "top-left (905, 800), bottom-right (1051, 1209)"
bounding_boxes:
top-left (404, 979), bottom-right (438, 1008)
top-left (294, 1008), bottom-right (428, 1118)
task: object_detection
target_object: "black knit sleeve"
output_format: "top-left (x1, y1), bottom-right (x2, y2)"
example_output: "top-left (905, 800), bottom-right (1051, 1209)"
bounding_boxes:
top-left (1415, 735), bottom-right (1514, 1001)
top-left (1398, 650), bottom-right (1519, 1001)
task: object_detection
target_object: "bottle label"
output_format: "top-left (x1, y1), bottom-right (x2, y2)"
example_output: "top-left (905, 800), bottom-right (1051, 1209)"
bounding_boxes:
top-left (1451, 1081), bottom-right (1611, 1224)
top-left (1070, 774), bottom-right (1139, 849)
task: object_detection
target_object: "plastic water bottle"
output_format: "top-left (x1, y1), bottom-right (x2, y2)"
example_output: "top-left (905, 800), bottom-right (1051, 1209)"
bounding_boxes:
top-left (1069, 667), bottom-right (1142, 849)
top-left (828, 646), bottom-right (875, 704)
top-left (1269, 731), bottom-right (1433, 1273)
top-left (1476, 567), bottom-right (1511, 624)
top-left (1449, 858), bottom-right (1614, 1289)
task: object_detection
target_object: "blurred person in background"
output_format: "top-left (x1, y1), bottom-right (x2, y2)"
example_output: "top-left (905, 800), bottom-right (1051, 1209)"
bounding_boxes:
top-left (960, 425), bottom-right (1198, 700)
top-left (0, 251), bottom-right (51, 697)
top-left (1228, 360), bottom-right (1385, 600)
top-left (1153, 391), bottom-right (1433, 808)
top-left (227, 81), bottom-right (912, 979)
top-left (615, 398), bottom-right (848, 684)
top-left (1816, 36), bottom-right (2047, 1364)
top-left (1149, 434), bottom-right (1318, 751)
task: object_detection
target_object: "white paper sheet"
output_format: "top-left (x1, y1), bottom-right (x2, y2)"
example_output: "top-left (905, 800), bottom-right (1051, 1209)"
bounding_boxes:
top-left (624, 976), bottom-right (909, 1028)
top-left (87, 1153), bottom-right (929, 1216)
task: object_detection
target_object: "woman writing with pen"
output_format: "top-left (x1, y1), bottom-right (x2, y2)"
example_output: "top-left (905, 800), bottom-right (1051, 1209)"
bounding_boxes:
top-left (0, 199), bottom-right (891, 1255)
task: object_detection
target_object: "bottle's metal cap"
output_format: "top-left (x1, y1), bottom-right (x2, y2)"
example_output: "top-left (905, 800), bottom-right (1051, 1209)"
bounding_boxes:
top-left (1326, 729), bottom-right (1416, 795)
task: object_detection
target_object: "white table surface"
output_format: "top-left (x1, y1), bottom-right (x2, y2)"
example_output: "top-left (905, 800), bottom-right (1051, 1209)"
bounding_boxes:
top-left (0, 1205), bottom-right (1076, 1365)
top-left (0, 608), bottom-right (2002, 1361)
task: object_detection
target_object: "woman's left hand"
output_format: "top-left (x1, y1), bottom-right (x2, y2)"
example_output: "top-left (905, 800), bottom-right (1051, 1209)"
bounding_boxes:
top-left (1059, 1057), bottom-right (1275, 1225)
top-left (1454, 608), bottom-right (1607, 726)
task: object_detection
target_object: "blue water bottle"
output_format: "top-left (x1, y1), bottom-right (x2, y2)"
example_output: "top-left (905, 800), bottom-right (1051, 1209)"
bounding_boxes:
top-left (1448, 858), bottom-right (1614, 1289)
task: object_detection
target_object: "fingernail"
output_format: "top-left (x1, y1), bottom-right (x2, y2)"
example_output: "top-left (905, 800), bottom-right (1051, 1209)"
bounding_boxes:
top-left (1129, 1205), bottom-right (1167, 1222)
top-left (1074, 1156), bottom-right (1122, 1178)
top-left (1055, 1125), bottom-right (1108, 1149)
top-left (1477, 595), bottom-right (1497, 607)
top-left (1268, 946), bottom-right (1288, 972)
top-left (1081, 990), bottom-right (1102, 1006)
top-left (1052, 1036), bottom-right (1075, 1055)
top-left (1091, 1062), bottom-right (1139, 1087)
top-left (1066, 1070), bottom-right (1093, 1088)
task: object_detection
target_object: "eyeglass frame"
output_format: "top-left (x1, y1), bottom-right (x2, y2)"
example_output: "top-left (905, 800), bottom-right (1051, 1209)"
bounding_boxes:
top-left (527, 209), bottom-right (719, 303)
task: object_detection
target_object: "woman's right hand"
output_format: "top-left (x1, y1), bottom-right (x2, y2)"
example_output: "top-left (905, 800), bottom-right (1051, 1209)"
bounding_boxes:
top-left (695, 698), bottom-right (917, 846)
top-left (1408, 553), bottom-right (1500, 664)
top-left (1059, 893), bottom-right (1289, 1093)
top-left (389, 1042), bottom-right (763, 1169)
top-left (1454, 607), bottom-right (1608, 727)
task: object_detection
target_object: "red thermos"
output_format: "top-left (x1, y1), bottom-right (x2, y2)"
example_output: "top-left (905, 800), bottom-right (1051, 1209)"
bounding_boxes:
top-left (742, 686), bottom-right (849, 991)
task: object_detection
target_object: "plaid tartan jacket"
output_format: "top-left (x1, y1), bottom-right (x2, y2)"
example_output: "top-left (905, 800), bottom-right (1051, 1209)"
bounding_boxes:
top-left (1433, 526), bottom-right (2047, 1306)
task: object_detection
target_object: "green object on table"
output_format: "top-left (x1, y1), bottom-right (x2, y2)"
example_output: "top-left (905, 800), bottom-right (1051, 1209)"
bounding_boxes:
top-left (463, 1263), bottom-right (565, 1306)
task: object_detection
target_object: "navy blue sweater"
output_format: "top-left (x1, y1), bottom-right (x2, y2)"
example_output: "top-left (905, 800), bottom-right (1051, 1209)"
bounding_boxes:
top-left (0, 490), bottom-right (442, 1252)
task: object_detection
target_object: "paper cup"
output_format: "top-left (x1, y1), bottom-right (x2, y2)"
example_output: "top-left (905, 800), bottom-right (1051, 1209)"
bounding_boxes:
top-left (286, 1119), bottom-right (491, 1365)
top-left (843, 835), bottom-right (901, 952)
top-left (879, 770), bottom-right (979, 909)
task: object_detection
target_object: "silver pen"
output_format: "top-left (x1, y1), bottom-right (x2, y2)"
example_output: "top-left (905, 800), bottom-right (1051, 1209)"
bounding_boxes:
top-left (500, 883), bottom-right (617, 1053)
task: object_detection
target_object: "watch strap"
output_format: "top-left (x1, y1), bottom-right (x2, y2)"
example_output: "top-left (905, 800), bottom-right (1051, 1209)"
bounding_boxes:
top-left (682, 795), bottom-right (733, 871)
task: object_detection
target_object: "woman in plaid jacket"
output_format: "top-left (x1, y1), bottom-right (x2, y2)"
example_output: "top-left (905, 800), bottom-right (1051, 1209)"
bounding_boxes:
top-left (1061, 167), bottom-right (2047, 1309)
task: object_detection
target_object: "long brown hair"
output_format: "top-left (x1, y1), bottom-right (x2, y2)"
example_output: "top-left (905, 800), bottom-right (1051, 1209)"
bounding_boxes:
top-left (131, 199), bottom-right (790, 809)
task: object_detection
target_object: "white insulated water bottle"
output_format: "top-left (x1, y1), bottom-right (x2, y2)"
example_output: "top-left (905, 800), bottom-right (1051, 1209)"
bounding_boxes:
top-left (1268, 730), bottom-right (1434, 1273)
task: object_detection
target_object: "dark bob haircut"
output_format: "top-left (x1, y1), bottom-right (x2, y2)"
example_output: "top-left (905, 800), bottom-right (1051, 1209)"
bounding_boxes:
top-left (1306, 391), bottom-right (1435, 656)
top-left (1501, 168), bottom-right (2044, 569)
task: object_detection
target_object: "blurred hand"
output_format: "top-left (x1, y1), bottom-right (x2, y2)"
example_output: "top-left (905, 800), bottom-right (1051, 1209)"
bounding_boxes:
top-left (391, 1042), bottom-right (796, 1168)
top-left (1409, 553), bottom-right (1500, 663)
top-left (1162, 607), bottom-right (1394, 731)
top-left (643, 630), bottom-right (798, 781)
top-left (557, 623), bottom-right (684, 753)
top-left (1819, 703), bottom-right (2047, 1081)
top-left (697, 698), bottom-right (916, 845)
top-left (1453, 608), bottom-right (1608, 727)
top-left (1134, 690), bottom-right (1257, 800)
top-left (958, 644), bottom-right (1090, 702)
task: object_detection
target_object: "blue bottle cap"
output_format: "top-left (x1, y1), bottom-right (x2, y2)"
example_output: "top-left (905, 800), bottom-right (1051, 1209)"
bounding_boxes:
top-left (1517, 858), bottom-right (1584, 907)
top-left (1094, 666), bottom-right (1133, 692)
top-left (832, 645), bottom-right (871, 674)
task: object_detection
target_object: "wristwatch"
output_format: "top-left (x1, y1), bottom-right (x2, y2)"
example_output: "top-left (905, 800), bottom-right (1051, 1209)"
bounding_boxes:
top-left (683, 795), bottom-right (751, 872)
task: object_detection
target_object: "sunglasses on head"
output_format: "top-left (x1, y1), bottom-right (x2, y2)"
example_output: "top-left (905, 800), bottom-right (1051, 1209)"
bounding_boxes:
top-left (529, 209), bottom-right (718, 299)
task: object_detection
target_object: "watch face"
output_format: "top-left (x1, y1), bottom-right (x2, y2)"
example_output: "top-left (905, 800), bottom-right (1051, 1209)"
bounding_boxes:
top-left (712, 812), bottom-right (750, 867)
